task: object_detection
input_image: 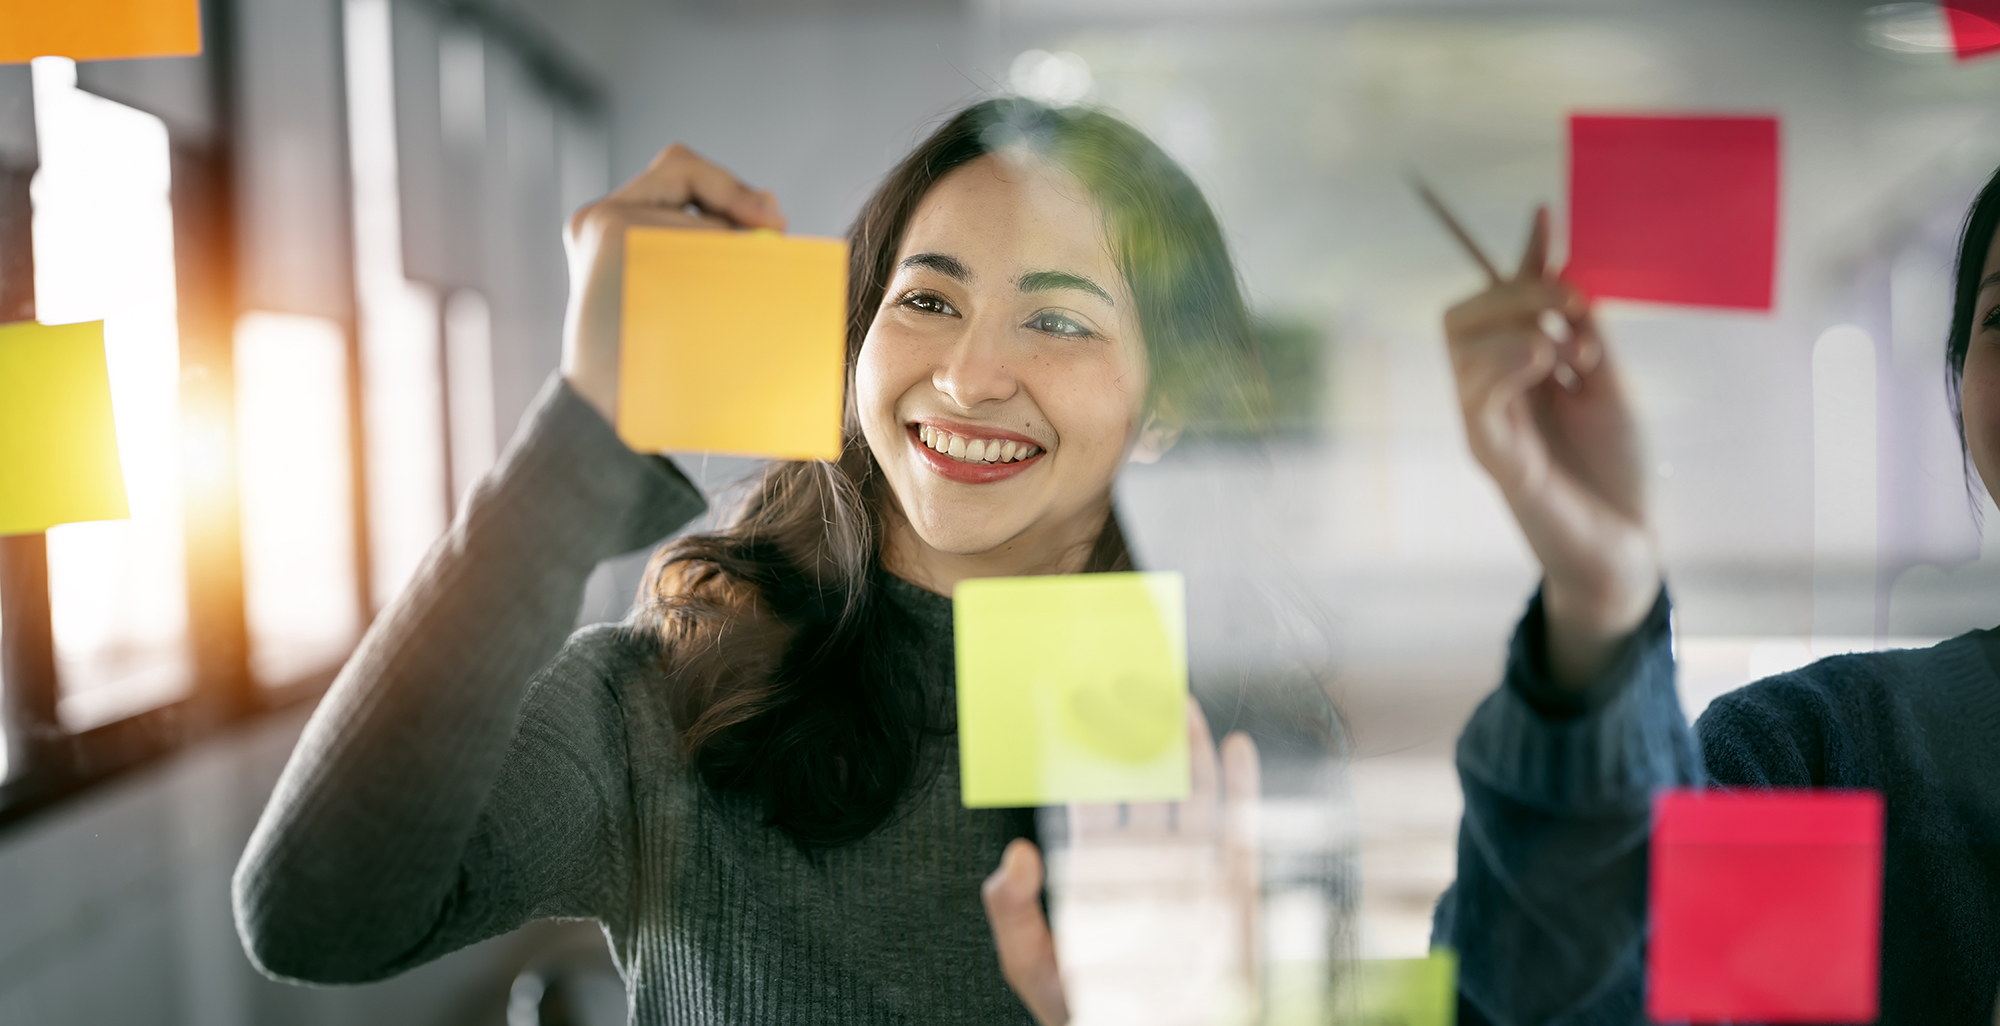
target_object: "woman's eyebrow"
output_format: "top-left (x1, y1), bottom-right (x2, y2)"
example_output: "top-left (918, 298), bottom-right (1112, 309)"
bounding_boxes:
top-left (1982, 270), bottom-right (2000, 291)
top-left (1017, 270), bottom-right (1113, 306)
top-left (899, 252), bottom-right (972, 282)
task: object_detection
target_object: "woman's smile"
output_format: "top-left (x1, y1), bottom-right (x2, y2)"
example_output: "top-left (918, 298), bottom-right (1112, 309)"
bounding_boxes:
top-left (906, 419), bottom-right (1047, 484)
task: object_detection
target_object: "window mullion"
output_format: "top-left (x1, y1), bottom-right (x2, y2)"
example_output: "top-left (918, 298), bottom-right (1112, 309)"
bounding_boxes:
top-left (0, 151), bottom-right (60, 789)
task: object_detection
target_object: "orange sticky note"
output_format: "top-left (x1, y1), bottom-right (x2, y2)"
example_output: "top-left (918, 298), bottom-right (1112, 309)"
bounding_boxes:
top-left (0, 0), bottom-right (203, 63)
top-left (0, 320), bottom-right (129, 535)
top-left (617, 227), bottom-right (847, 461)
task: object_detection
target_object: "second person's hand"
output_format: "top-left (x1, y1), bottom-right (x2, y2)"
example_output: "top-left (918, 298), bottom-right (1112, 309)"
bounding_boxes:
top-left (1442, 207), bottom-right (1660, 691)
top-left (560, 143), bottom-right (787, 426)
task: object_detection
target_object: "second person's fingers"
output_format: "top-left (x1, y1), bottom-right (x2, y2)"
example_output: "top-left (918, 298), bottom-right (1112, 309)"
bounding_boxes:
top-left (1444, 278), bottom-right (1582, 349)
top-left (1513, 205), bottom-right (1550, 282)
top-left (1561, 307), bottom-right (1607, 377)
top-left (1455, 327), bottom-right (1559, 414)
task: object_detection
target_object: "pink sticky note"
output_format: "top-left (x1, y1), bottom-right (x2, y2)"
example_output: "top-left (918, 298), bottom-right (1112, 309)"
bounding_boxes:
top-left (1566, 114), bottom-right (1780, 311)
top-left (1946, 0), bottom-right (2000, 60)
top-left (1648, 789), bottom-right (1884, 1024)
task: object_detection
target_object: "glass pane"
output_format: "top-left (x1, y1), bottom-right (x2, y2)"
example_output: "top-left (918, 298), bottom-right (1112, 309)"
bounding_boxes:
top-left (346, 0), bottom-right (449, 611)
top-left (30, 57), bottom-right (191, 732)
top-left (235, 312), bottom-right (362, 686)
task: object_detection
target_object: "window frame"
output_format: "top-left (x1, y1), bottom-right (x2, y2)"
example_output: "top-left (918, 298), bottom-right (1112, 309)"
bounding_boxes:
top-left (0, 69), bottom-right (361, 831)
top-left (0, 0), bottom-right (606, 834)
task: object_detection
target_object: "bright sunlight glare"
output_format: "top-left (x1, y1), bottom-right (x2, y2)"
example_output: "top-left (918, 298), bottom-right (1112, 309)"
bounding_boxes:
top-left (30, 57), bottom-right (193, 731)
top-left (235, 312), bottom-right (362, 686)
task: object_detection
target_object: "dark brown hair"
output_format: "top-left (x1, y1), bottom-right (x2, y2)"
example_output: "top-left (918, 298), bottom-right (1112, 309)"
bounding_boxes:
top-left (1947, 163), bottom-right (2000, 494)
top-left (634, 98), bottom-right (1267, 849)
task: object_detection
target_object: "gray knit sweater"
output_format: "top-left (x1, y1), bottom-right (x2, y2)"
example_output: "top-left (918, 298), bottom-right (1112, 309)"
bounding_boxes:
top-left (232, 375), bottom-right (1039, 1025)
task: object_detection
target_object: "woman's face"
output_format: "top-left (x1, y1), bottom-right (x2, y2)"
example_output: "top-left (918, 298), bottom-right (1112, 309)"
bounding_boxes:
top-left (1964, 226), bottom-right (2000, 502)
top-left (855, 153), bottom-right (1151, 576)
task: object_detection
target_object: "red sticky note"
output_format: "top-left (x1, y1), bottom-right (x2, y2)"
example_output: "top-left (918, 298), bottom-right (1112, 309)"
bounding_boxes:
top-left (1648, 789), bottom-right (1884, 1024)
top-left (1566, 114), bottom-right (1779, 311)
top-left (1945, 0), bottom-right (2000, 60)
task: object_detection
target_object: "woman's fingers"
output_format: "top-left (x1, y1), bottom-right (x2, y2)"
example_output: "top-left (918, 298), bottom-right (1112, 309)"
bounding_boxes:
top-left (982, 840), bottom-right (1070, 1026)
top-left (1187, 698), bottom-right (1219, 798)
top-left (1219, 732), bottom-right (1260, 819)
top-left (1074, 701), bottom-right (1230, 841)
top-left (570, 200), bottom-right (732, 247)
top-left (610, 143), bottom-right (787, 229)
top-left (1169, 698), bottom-right (1219, 836)
top-left (1219, 730), bottom-right (1261, 897)
top-left (1219, 730), bottom-right (1261, 984)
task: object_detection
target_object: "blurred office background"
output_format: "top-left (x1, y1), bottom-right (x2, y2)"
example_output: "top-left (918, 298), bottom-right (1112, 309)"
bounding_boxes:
top-left (3, 0), bottom-right (1998, 1021)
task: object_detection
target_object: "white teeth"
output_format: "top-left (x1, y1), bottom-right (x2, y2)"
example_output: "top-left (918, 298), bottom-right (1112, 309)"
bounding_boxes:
top-left (916, 424), bottom-right (1040, 464)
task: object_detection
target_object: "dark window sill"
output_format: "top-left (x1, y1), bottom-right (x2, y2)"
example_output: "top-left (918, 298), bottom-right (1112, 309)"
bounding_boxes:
top-left (0, 663), bottom-right (339, 836)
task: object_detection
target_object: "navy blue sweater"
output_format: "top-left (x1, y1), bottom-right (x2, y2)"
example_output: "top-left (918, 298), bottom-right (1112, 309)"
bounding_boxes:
top-left (1434, 589), bottom-right (2000, 1024)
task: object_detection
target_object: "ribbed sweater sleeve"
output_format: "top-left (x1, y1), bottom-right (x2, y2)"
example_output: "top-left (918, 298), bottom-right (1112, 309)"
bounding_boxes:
top-left (1432, 586), bottom-right (1699, 1026)
top-left (231, 374), bottom-right (707, 984)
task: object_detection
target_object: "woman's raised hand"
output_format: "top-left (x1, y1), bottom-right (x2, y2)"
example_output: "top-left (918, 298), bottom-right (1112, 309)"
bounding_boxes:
top-left (560, 143), bottom-right (787, 424)
top-left (982, 702), bottom-right (1261, 1026)
top-left (1443, 207), bottom-right (1660, 690)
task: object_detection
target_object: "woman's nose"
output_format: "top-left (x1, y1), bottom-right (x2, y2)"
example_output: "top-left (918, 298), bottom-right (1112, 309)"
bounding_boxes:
top-left (931, 326), bottom-right (1019, 410)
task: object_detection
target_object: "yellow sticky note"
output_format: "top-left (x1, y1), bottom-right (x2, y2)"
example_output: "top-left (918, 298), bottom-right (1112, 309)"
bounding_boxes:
top-left (617, 226), bottom-right (847, 461)
top-left (0, 320), bottom-right (128, 535)
top-left (1321, 951), bottom-right (1457, 1026)
top-left (954, 571), bottom-right (1190, 807)
top-left (0, 0), bottom-right (203, 63)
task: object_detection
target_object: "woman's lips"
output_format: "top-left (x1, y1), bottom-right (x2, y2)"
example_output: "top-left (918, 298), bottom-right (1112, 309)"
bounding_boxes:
top-left (906, 423), bottom-right (1044, 484)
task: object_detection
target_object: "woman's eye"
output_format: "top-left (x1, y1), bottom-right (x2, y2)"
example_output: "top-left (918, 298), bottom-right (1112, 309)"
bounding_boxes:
top-left (1984, 304), bottom-right (2000, 331)
top-left (1026, 311), bottom-right (1095, 339)
top-left (900, 291), bottom-right (956, 316)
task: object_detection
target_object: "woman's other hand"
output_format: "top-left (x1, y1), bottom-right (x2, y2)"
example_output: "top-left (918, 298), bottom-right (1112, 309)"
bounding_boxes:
top-left (982, 702), bottom-right (1261, 1026)
top-left (1443, 207), bottom-right (1660, 690)
top-left (560, 143), bottom-right (787, 424)
top-left (983, 839), bottom-right (1069, 1025)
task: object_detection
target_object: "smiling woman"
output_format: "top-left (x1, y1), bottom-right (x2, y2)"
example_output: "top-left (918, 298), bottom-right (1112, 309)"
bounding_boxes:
top-left (234, 97), bottom-right (1280, 1026)
top-left (636, 99), bottom-right (1270, 853)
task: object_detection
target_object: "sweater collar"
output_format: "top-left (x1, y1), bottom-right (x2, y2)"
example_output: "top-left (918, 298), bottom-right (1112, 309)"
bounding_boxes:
top-left (879, 571), bottom-right (953, 635)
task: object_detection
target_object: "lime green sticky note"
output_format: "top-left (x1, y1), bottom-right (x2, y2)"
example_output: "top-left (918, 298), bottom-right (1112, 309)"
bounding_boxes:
top-left (953, 571), bottom-right (1189, 808)
top-left (0, 321), bottom-right (129, 536)
top-left (1321, 951), bottom-right (1457, 1026)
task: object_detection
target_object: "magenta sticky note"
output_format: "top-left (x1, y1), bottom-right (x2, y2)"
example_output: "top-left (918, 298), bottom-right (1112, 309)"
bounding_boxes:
top-left (1648, 788), bottom-right (1884, 1024)
top-left (1565, 114), bottom-right (1780, 311)
top-left (1945, 0), bottom-right (2000, 60)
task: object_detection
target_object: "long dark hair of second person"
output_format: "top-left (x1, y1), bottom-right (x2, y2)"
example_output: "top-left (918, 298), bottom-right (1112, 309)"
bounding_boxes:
top-left (630, 98), bottom-right (1267, 851)
top-left (1946, 164), bottom-right (2000, 484)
